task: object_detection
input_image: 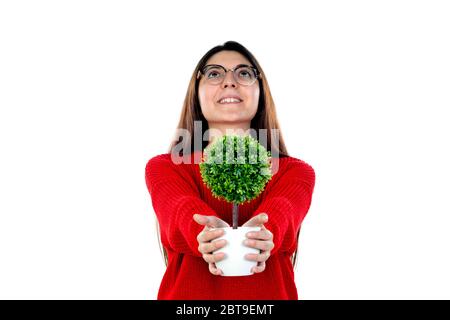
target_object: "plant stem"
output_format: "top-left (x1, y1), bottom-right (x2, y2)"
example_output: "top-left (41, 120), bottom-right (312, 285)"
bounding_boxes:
top-left (232, 203), bottom-right (239, 229)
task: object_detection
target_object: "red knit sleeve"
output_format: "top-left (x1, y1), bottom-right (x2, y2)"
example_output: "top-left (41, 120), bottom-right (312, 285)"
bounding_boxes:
top-left (145, 154), bottom-right (219, 257)
top-left (252, 158), bottom-right (316, 256)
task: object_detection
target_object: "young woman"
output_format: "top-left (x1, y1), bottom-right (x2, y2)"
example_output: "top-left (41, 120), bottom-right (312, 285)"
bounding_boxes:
top-left (145, 41), bottom-right (316, 300)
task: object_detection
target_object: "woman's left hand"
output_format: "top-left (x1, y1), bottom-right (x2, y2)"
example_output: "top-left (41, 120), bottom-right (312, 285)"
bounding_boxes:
top-left (242, 213), bottom-right (274, 274)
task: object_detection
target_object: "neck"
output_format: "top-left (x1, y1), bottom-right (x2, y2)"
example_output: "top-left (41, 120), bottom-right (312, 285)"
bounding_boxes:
top-left (206, 122), bottom-right (252, 147)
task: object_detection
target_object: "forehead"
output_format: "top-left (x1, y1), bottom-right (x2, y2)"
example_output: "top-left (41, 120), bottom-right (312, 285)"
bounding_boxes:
top-left (206, 50), bottom-right (252, 68)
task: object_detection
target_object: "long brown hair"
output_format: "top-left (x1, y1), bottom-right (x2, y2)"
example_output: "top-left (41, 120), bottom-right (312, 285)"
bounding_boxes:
top-left (157, 41), bottom-right (302, 269)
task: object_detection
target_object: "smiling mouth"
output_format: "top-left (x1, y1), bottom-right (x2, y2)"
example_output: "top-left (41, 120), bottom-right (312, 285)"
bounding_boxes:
top-left (217, 97), bottom-right (243, 105)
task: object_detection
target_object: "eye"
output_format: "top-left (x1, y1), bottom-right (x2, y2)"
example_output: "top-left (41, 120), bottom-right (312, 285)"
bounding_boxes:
top-left (239, 70), bottom-right (251, 78)
top-left (207, 71), bottom-right (220, 78)
top-left (205, 67), bottom-right (223, 79)
top-left (237, 67), bottom-right (255, 79)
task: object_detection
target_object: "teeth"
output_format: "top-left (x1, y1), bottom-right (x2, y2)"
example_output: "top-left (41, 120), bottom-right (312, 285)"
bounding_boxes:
top-left (219, 98), bottom-right (241, 103)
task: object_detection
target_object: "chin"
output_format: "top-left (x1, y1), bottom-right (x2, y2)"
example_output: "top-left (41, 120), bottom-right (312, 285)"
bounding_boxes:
top-left (219, 117), bottom-right (253, 124)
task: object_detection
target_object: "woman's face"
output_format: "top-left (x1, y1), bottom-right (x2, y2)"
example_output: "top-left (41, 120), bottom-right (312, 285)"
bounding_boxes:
top-left (198, 50), bottom-right (260, 128)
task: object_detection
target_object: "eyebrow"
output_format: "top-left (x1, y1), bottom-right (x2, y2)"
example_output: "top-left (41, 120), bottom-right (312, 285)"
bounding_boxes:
top-left (204, 63), bottom-right (253, 69)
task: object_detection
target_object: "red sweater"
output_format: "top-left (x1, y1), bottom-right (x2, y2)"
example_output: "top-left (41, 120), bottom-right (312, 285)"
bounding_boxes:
top-left (145, 150), bottom-right (316, 300)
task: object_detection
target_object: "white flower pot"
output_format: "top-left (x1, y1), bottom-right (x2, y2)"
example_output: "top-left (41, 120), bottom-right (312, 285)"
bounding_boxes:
top-left (212, 226), bottom-right (261, 276)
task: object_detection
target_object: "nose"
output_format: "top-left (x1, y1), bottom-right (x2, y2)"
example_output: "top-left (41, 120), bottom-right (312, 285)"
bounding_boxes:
top-left (221, 70), bottom-right (237, 88)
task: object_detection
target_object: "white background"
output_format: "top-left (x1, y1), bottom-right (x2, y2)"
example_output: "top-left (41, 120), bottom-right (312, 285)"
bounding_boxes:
top-left (0, 0), bottom-right (449, 299)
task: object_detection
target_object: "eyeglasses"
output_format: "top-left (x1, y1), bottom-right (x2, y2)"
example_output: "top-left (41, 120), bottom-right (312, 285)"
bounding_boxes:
top-left (197, 64), bottom-right (261, 86)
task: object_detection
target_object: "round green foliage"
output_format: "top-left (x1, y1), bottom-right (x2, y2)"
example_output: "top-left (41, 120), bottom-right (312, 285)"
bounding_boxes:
top-left (199, 135), bottom-right (272, 204)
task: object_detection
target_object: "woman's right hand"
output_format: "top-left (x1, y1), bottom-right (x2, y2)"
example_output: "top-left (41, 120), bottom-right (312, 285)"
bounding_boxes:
top-left (193, 214), bottom-right (229, 276)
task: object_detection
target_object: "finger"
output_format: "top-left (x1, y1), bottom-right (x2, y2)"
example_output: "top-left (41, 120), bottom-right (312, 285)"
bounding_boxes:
top-left (246, 251), bottom-right (270, 262)
top-left (197, 228), bottom-right (225, 243)
top-left (252, 261), bottom-right (266, 274)
top-left (209, 263), bottom-right (223, 276)
top-left (198, 239), bottom-right (227, 254)
top-left (245, 229), bottom-right (273, 241)
top-left (202, 252), bottom-right (226, 264)
top-left (244, 238), bottom-right (274, 251)
top-left (242, 213), bottom-right (268, 227)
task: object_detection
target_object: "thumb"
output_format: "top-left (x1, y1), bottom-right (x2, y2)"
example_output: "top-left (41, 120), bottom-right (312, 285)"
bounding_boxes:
top-left (243, 213), bottom-right (268, 227)
top-left (193, 214), bottom-right (230, 228)
top-left (193, 214), bottom-right (209, 226)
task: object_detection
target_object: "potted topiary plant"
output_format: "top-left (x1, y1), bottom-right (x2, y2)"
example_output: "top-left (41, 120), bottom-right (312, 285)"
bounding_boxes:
top-left (199, 134), bottom-right (272, 276)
